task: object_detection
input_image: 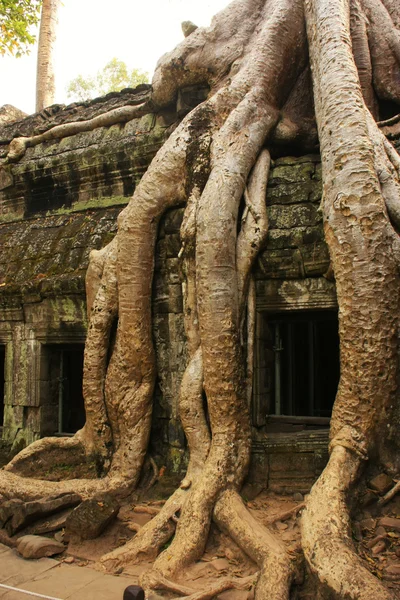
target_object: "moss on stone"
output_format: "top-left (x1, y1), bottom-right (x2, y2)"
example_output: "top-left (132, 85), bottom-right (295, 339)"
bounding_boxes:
top-left (46, 195), bottom-right (128, 216)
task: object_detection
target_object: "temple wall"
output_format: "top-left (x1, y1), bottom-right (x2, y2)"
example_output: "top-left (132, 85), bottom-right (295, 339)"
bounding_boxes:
top-left (0, 90), bottom-right (344, 489)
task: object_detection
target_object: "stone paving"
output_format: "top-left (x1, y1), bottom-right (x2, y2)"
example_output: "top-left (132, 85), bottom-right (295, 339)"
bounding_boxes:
top-left (0, 543), bottom-right (133, 600)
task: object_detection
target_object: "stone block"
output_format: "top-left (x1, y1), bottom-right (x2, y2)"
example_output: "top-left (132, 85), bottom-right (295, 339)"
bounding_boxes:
top-left (167, 284), bottom-right (183, 314)
top-left (368, 473), bottom-right (393, 495)
top-left (65, 494), bottom-right (120, 540)
top-left (22, 508), bottom-right (73, 536)
top-left (168, 419), bottom-right (186, 449)
top-left (0, 547), bottom-right (57, 585)
top-left (17, 535), bottom-right (65, 559)
top-left (163, 209), bottom-right (184, 234)
top-left (266, 181), bottom-right (316, 205)
top-left (269, 162), bottom-right (315, 185)
top-left (177, 85), bottom-right (209, 117)
top-left (379, 517), bottom-right (400, 532)
top-left (268, 203), bottom-right (321, 230)
top-left (165, 233), bottom-right (182, 258)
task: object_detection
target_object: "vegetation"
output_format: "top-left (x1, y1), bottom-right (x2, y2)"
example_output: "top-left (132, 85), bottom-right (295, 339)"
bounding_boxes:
top-left (67, 58), bottom-right (149, 102)
top-left (0, 0), bottom-right (41, 56)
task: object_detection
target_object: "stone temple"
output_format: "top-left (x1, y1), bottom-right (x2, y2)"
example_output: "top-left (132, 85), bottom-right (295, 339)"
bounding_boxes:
top-left (1, 85), bottom-right (397, 489)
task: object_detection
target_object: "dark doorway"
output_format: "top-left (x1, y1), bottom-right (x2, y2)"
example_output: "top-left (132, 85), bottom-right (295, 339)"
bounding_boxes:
top-left (41, 344), bottom-right (86, 435)
top-left (256, 311), bottom-right (340, 420)
top-left (0, 346), bottom-right (5, 427)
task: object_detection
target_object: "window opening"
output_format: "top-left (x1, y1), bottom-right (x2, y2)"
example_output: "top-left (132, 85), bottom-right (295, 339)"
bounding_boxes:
top-left (258, 311), bottom-right (339, 419)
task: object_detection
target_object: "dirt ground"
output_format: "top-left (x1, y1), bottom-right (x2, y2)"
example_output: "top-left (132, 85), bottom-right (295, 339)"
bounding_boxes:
top-left (56, 486), bottom-right (400, 598)
top-left (1, 463), bottom-right (400, 598)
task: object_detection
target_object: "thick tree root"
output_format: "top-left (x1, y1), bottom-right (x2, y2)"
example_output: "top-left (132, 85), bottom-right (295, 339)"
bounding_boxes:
top-left (378, 479), bottom-right (400, 506)
top-left (302, 446), bottom-right (393, 599)
top-left (0, 469), bottom-right (132, 501)
top-left (142, 572), bottom-right (257, 600)
top-left (7, 104), bottom-right (148, 161)
top-left (214, 490), bottom-right (294, 600)
top-left (3, 436), bottom-right (86, 476)
top-left (177, 576), bottom-right (257, 600)
top-left (101, 488), bottom-right (187, 569)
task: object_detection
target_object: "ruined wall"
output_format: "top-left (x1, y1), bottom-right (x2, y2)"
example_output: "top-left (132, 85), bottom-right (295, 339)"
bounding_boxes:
top-left (0, 88), bottom-right (341, 489)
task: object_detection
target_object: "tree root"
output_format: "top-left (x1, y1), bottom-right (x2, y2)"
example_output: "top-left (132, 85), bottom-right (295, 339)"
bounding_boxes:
top-left (378, 479), bottom-right (400, 506)
top-left (101, 488), bottom-right (187, 569)
top-left (302, 446), bottom-right (393, 599)
top-left (141, 571), bottom-right (196, 596)
top-left (3, 436), bottom-right (86, 476)
top-left (0, 469), bottom-right (133, 502)
top-left (214, 490), bottom-right (294, 600)
top-left (178, 575), bottom-right (257, 600)
top-left (142, 573), bottom-right (257, 600)
top-left (266, 503), bottom-right (306, 525)
top-left (6, 103), bottom-right (148, 161)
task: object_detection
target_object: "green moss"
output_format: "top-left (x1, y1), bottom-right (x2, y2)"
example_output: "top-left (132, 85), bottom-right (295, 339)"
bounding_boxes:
top-left (0, 213), bottom-right (24, 224)
top-left (46, 195), bottom-right (129, 216)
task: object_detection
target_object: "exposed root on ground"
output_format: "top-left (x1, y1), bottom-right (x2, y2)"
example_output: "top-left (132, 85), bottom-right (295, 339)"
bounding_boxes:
top-left (302, 447), bottom-right (393, 599)
top-left (214, 489), bottom-right (294, 599)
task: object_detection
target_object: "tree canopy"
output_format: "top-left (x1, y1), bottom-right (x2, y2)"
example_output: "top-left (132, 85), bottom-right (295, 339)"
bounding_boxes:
top-left (0, 0), bottom-right (41, 56)
top-left (67, 58), bottom-right (149, 102)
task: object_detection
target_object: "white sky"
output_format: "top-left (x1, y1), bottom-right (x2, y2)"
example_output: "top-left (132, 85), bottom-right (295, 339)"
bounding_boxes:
top-left (0, 0), bottom-right (231, 114)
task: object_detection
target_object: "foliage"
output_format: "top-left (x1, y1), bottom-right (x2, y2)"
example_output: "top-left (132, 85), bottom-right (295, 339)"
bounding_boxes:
top-left (0, 0), bottom-right (41, 56)
top-left (67, 58), bottom-right (149, 102)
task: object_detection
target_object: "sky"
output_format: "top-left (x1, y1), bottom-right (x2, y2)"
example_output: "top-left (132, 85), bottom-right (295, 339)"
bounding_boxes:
top-left (0, 0), bottom-right (231, 115)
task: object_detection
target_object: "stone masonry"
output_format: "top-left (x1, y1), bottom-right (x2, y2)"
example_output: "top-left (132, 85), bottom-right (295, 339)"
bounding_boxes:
top-left (0, 84), bottom-right (366, 489)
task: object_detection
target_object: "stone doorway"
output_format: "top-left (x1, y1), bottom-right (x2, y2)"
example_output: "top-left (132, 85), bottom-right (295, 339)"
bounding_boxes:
top-left (41, 344), bottom-right (86, 435)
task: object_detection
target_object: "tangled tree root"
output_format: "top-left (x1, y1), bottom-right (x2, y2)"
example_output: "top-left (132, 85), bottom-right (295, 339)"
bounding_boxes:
top-left (1, 0), bottom-right (400, 598)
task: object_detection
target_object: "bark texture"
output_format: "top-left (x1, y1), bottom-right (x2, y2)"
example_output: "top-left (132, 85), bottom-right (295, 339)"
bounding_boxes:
top-left (35, 0), bottom-right (59, 112)
top-left (2, 0), bottom-right (400, 597)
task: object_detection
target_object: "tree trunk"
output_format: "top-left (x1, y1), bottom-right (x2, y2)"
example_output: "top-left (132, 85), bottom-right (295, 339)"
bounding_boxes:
top-left (36, 0), bottom-right (59, 112)
top-left (2, 0), bottom-right (400, 597)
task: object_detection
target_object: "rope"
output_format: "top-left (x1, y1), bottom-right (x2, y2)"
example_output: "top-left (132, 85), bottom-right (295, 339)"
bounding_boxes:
top-left (0, 583), bottom-right (62, 600)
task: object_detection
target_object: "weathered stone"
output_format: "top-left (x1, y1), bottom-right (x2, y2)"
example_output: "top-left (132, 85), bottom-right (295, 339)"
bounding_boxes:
top-left (63, 555), bottom-right (75, 564)
top-left (16, 535), bottom-right (65, 559)
top-left (3, 494), bottom-right (81, 535)
top-left (0, 499), bottom-right (24, 529)
top-left (359, 518), bottom-right (376, 531)
top-left (181, 21), bottom-right (198, 37)
top-left (176, 85), bottom-right (209, 118)
top-left (65, 494), bottom-right (120, 540)
top-left (0, 166), bottom-right (13, 191)
top-left (371, 540), bottom-right (387, 555)
top-left (269, 162), bottom-right (315, 185)
top-left (362, 490), bottom-right (378, 507)
top-left (368, 473), bottom-right (393, 495)
top-left (385, 564), bottom-right (400, 578)
top-left (0, 104), bottom-right (27, 125)
top-left (210, 558), bottom-right (231, 572)
top-left (268, 204), bottom-right (322, 230)
top-left (21, 508), bottom-right (73, 536)
top-left (379, 517), bottom-right (400, 532)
